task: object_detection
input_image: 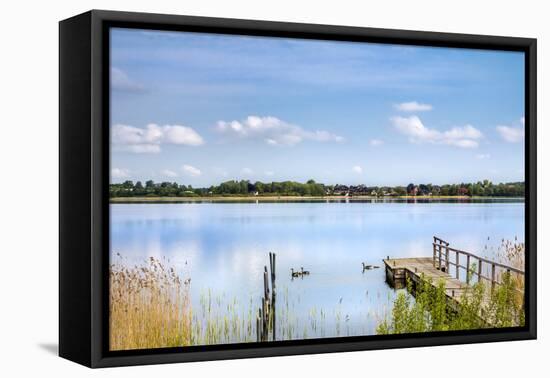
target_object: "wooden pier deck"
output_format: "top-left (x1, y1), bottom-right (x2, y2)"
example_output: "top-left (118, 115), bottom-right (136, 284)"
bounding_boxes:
top-left (382, 257), bottom-right (472, 312)
top-left (383, 237), bottom-right (525, 317)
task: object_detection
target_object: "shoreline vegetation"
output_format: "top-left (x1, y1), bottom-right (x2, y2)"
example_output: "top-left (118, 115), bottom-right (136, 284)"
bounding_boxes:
top-left (110, 195), bottom-right (525, 203)
top-left (109, 239), bottom-right (525, 351)
top-left (110, 179), bottom-right (525, 202)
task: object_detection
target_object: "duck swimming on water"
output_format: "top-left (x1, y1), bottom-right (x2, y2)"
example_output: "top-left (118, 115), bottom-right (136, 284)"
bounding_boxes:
top-left (362, 262), bottom-right (373, 271)
top-left (300, 267), bottom-right (310, 275)
top-left (291, 268), bottom-right (301, 278)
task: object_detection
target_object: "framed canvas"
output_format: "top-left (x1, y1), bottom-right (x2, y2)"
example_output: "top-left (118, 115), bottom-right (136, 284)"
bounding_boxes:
top-left (59, 10), bottom-right (537, 368)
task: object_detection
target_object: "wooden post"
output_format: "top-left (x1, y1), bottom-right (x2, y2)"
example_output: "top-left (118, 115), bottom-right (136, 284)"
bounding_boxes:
top-left (433, 241), bottom-right (436, 267)
top-left (455, 250), bottom-right (460, 279)
top-left (491, 263), bottom-right (496, 291)
top-left (445, 246), bottom-right (450, 273)
top-left (478, 260), bottom-right (482, 283)
top-left (263, 267), bottom-right (269, 300)
top-left (438, 244), bottom-right (442, 271)
top-left (257, 253), bottom-right (278, 342)
top-left (269, 252), bottom-right (276, 341)
top-left (466, 254), bottom-right (471, 284)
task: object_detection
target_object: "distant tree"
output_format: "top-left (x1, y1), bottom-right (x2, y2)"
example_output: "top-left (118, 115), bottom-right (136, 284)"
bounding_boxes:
top-left (418, 184), bottom-right (430, 195)
top-left (394, 186), bottom-right (407, 196)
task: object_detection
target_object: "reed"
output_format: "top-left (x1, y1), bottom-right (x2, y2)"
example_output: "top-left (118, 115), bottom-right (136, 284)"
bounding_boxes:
top-left (109, 256), bottom-right (192, 350)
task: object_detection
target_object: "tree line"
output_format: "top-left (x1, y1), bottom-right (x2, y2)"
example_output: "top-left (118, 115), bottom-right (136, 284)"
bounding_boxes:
top-left (110, 179), bottom-right (524, 198)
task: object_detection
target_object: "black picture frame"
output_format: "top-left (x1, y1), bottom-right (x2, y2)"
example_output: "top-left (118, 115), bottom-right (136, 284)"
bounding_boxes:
top-left (59, 9), bottom-right (537, 368)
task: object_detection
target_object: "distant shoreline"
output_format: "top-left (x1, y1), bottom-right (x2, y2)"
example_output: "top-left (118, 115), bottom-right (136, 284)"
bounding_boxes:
top-left (110, 195), bottom-right (525, 203)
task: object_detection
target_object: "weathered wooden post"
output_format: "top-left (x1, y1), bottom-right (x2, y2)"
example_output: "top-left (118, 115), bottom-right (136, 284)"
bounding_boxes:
top-left (491, 263), bottom-right (496, 292)
top-left (437, 244), bottom-right (443, 270)
top-left (478, 259), bottom-right (483, 283)
top-left (455, 250), bottom-right (460, 279)
top-left (269, 252), bottom-right (276, 341)
top-left (433, 237), bottom-right (437, 267)
top-left (256, 252), bottom-right (277, 342)
top-left (445, 245), bottom-right (450, 273)
top-left (263, 266), bottom-right (269, 340)
top-left (466, 254), bottom-right (471, 284)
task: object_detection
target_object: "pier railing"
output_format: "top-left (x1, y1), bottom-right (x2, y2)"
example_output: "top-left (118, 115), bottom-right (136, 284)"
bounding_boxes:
top-left (432, 236), bottom-right (524, 290)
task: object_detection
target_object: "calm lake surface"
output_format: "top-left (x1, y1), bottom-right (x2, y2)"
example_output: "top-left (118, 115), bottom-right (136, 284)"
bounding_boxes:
top-left (110, 200), bottom-right (524, 340)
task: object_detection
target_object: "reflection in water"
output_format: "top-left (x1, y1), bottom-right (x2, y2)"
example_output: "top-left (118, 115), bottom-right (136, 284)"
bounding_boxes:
top-left (110, 201), bottom-right (524, 341)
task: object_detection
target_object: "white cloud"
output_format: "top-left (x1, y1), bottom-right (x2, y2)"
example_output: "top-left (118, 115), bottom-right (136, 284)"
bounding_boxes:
top-left (122, 144), bottom-right (161, 154)
top-left (369, 139), bottom-right (384, 147)
top-left (111, 168), bottom-right (130, 179)
top-left (161, 169), bottom-right (179, 178)
top-left (182, 164), bottom-right (202, 177)
top-left (352, 165), bottom-right (363, 174)
top-left (216, 115), bottom-right (344, 146)
top-left (496, 119), bottom-right (525, 143)
top-left (112, 123), bottom-right (204, 153)
top-left (391, 115), bottom-right (482, 148)
top-left (476, 153), bottom-right (491, 159)
top-left (264, 171), bottom-right (274, 177)
top-left (111, 67), bottom-right (145, 92)
top-left (394, 101), bottom-right (433, 112)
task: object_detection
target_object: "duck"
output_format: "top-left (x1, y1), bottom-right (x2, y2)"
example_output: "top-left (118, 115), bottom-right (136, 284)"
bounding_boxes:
top-left (291, 268), bottom-right (301, 278)
top-left (300, 267), bottom-right (310, 275)
top-left (362, 262), bottom-right (373, 271)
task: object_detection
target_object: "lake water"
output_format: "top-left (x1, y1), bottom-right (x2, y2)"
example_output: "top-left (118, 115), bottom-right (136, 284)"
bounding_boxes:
top-left (110, 200), bottom-right (524, 342)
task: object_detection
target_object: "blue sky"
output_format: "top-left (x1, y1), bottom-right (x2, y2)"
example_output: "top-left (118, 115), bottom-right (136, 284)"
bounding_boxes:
top-left (110, 28), bottom-right (525, 186)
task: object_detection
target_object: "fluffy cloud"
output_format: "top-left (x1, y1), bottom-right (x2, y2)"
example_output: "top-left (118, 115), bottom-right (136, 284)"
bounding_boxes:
top-left (264, 171), bottom-right (275, 177)
top-left (496, 118), bottom-right (525, 143)
top-left (352, 165), bottom-right (363, 174)
top-left (111, 67), bottom-right (145, 92)
top-left (216, 115), bottom-right (344, 146)
top-left (369, 139), bottom-right (384, 147)
top-left (182, 164), bottom-right (201, 177)
top-left (112, 123), bottom-right (204, 153)
top-left (394, 101), bottom-right (433, 112)
top-left (391, 115), bottom-right (482, 148)
top-left (111, 168), bottom-right (130, 179)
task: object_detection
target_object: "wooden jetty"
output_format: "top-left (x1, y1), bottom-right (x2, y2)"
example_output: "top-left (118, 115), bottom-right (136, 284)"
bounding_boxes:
top-left (383, 236), bottom-right (525, 315)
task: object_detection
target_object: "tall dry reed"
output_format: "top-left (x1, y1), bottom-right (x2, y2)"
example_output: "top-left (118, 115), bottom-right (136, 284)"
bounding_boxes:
top-left (109, 256), bottom-right (192, 350)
